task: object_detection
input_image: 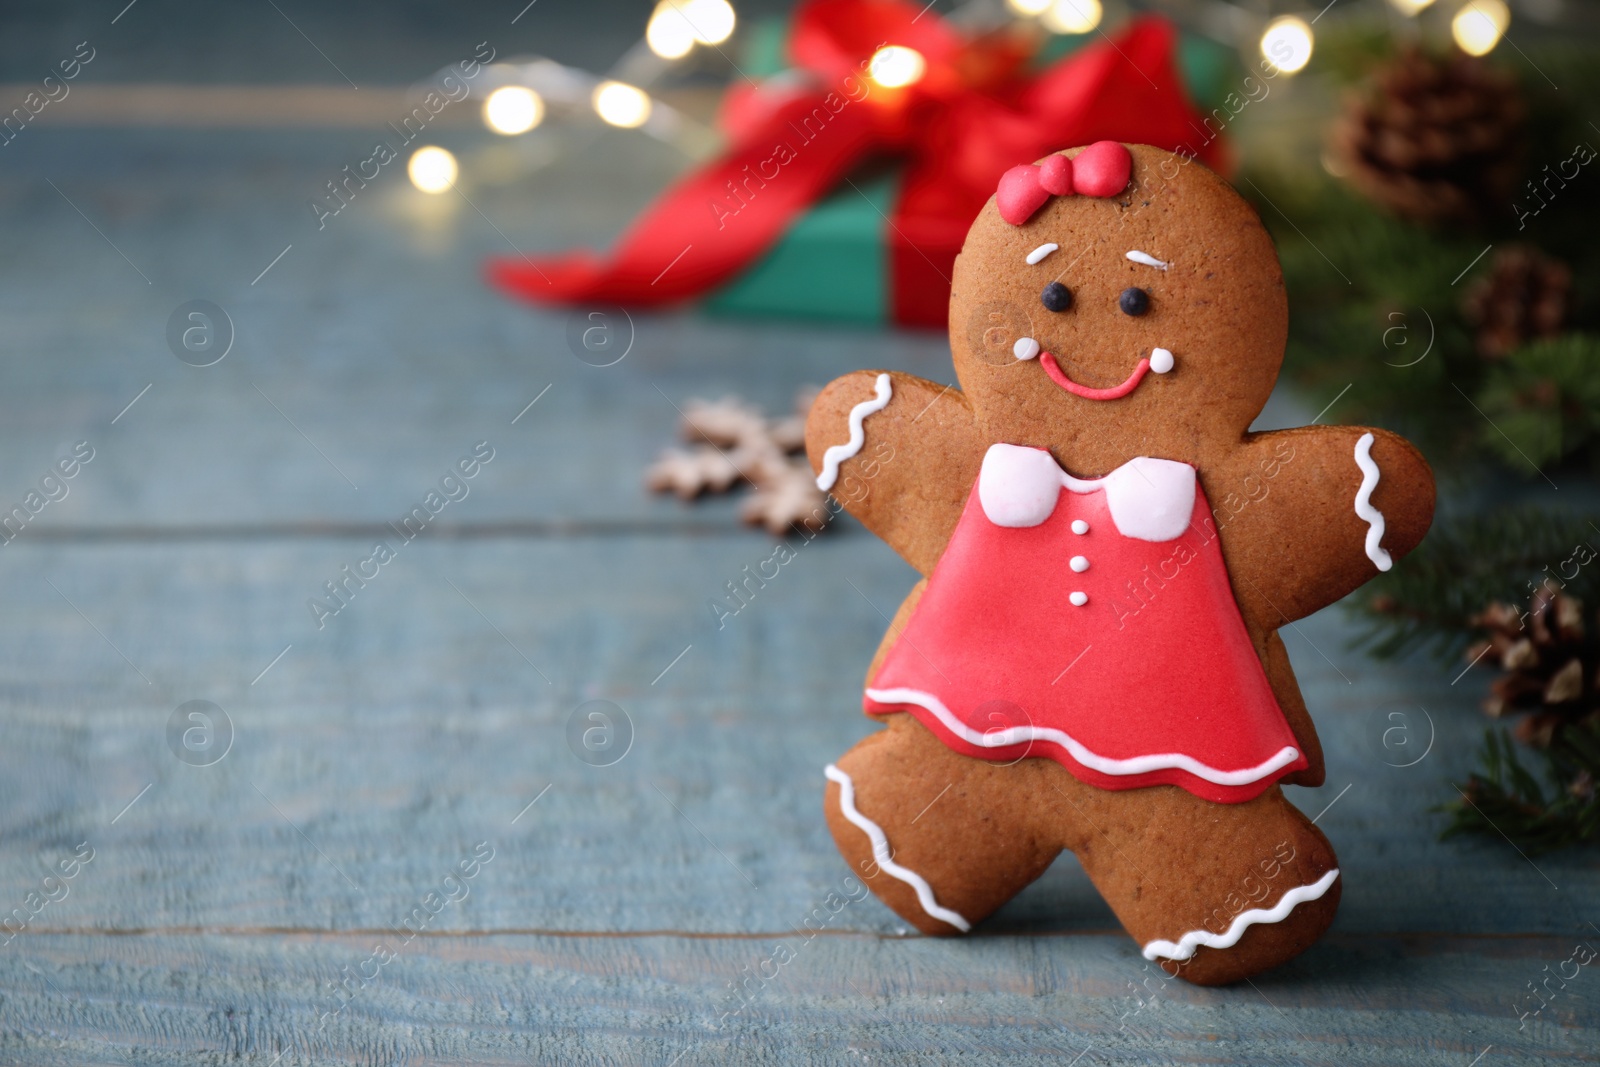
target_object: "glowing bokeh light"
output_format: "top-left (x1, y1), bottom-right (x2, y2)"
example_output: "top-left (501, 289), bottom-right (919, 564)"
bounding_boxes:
top-left (1260, 16), bottom-right (1314, 75)
top-left (483, 86), bottom-right (544, 135)
top-left (407, 146), bottom-right (458, 193)
top-left (1452, 0), bottom-right (1510, 56)
top-left (593, 81), bottom-right (652, 128)
top-left (867, 45), bottom-right (927, 89)
top-left (1042, 0), bottom-right (1103, 35)
top-left (646, 3), bottom-right (696, 59)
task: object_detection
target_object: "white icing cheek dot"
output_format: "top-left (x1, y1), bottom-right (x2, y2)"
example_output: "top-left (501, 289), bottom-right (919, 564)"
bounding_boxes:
top-left (1070, 555), bottom-right (1089, 573)
top-left (1150, 348), bottom-right (1174, 374)
top-left (1071, 519), bottom-right (1089, 534)
top-left (1069, 591), bottom-right (1088, 607)
top-left (1013, 337), bottom-right (1041, 361)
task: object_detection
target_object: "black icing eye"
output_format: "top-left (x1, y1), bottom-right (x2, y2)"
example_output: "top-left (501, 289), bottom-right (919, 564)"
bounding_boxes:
top-left (1041, 282), bottom-right (1072, 313)
top-left (1119, 287), bottom-right (1150, 316)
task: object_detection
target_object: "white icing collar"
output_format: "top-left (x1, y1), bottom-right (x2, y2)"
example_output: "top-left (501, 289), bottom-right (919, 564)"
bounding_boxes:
top-left (977, 443), bottom-right (1195, 542)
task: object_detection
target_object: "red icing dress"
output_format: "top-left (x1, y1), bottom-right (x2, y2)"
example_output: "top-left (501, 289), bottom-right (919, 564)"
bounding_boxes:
top-left (863, 443), bottom-right (1307, 804)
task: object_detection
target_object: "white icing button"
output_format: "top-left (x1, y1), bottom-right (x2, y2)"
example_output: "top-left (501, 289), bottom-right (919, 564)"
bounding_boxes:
top-left (1069, 591), bottom-right (1088, 606)
top-left (1013, 337), bottom-right (1041, 361)
top-left (1150, 348), bottom-right (1174, 374)
top-left (1070, 555), bottom-right (1089, 572)
top-left (1071, 520), bottom-right (1089, 534)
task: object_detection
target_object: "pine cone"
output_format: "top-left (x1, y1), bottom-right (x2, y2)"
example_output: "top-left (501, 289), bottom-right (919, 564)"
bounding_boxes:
top-left (1467, 582), bottom-right (1595, 747)
top-left (1460, 245), bottom-right (1571, 360)
top-left (1329, 47), bottom-right (1524, 225)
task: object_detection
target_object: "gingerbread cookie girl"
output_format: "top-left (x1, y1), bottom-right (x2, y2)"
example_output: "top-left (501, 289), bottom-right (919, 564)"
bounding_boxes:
top-left (805, 142), bottom-right (1434, 985)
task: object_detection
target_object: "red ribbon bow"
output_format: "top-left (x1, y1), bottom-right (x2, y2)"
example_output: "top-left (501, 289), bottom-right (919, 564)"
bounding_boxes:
top-left (995, 140), bottom-right (1134, 224)
top-left (489, 0), bottom-right (1227, 328)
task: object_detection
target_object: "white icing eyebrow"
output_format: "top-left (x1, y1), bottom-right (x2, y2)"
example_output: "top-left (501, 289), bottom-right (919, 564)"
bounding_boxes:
top-left (1026, 242), bottom-right (1058, 265)
top-left (1126, 250), bottom-right (1168, 270)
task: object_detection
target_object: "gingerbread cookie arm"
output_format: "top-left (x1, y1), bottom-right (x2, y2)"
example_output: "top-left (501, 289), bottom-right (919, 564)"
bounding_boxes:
top-left (1210, 425), bottom-right (1435, 628)
top-left (805, 371), bottom-right (984, 576)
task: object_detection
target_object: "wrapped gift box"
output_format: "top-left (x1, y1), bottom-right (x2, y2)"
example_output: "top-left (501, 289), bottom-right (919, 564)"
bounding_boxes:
top-left (490, 1), bottom-right (1234, 329)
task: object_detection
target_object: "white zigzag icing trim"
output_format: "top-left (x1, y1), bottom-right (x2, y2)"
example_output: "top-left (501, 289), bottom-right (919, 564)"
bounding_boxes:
top-left (1353, 432), bottom-right (1393, 572)
top-left (865, 687), bottom-right (1301, 787)
top-left (816, 373), bottom-right (892, 491)
top-left (1141, 868), bottom-right (1340, 961)
top-left (824, 764), bottom-right (971, 932)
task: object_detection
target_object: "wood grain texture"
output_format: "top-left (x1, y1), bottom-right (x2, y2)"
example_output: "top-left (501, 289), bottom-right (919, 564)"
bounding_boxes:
top-left (1, 933), bottom-right (1593, 1066)
top-left (0, 128), bottom-right (1593, 1063)
top-left (0, 538), bottom-right (1593, 938)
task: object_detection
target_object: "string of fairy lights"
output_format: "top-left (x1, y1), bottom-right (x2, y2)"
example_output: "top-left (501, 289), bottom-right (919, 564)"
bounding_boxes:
top-left (402, 0), bottom-right (1524, 193)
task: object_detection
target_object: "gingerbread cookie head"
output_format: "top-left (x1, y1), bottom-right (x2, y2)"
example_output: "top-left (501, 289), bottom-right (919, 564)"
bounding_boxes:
top-left (952, 142), bottom-right (1287, 474)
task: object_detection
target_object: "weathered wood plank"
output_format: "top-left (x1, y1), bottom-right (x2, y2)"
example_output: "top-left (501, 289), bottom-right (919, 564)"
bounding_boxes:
top-left (0, 932), bottom-right (1590, 1066)
top-left (0, 537), bottom-right (1591, 942)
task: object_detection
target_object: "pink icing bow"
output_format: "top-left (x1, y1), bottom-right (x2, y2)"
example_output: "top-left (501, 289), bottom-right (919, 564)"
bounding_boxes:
top-left (995, 140), bottom-right (1133, 225)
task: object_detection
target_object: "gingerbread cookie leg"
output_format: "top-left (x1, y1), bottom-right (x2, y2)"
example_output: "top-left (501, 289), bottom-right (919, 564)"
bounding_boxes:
top-left (824, 714), bottom-right (1060, 935)
top-left (1064, 781), bottom-right (1341, 986)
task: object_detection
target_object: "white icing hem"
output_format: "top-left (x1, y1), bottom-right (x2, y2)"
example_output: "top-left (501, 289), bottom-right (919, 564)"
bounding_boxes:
top-left (1141, 869), bottom-right (1340, 961)
top-left (865, 686), bottom-right (1301, 788)
top-left (824, 764), bottom-right (972, 932)
top-left (1353, 432), bottom-right (1393, 572)
top-left (816, 373), bottom-right (892, 492)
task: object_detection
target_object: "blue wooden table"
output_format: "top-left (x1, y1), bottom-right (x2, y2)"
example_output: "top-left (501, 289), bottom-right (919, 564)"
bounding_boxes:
top-left (0, 77), bottom-right (1596, 1067)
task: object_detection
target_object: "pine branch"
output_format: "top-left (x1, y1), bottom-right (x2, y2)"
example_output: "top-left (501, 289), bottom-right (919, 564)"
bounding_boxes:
top-left (1477, 334), bottom-right (1600, 474)
top-left (1240, 39), bottom-right (1600, 476)
top-left (1348, 508), bottom-right (1600, 660)
top-left (1441, 721), bottom-right (1600, 854)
